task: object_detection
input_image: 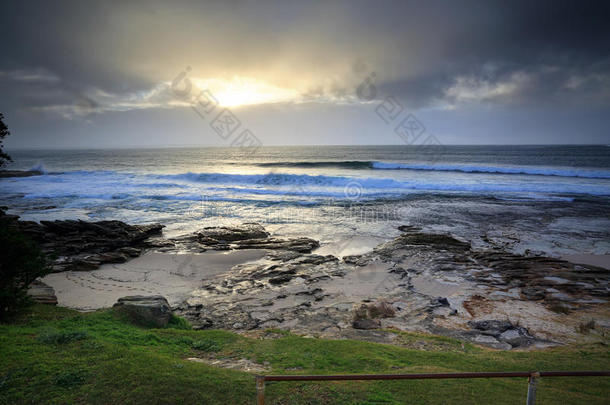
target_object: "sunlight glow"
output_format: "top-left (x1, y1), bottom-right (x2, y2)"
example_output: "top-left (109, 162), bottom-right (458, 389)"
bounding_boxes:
top-left (191, 76), bottom-right (299, 107)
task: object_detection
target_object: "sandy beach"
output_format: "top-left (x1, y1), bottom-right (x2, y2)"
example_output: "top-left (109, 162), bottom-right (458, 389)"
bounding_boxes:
top-left (42, 250), bottom-right (266, 310)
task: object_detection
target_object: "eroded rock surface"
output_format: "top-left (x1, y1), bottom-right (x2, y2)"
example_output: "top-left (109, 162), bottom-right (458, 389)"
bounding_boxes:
top-left (176, 225), bottom-right (609, 350)
top-left (468, 320), bottom-right (536, 348)
top-left (194, 223), bottom-right (319, 253)
top-left (0, 208), bottom-right (163, 271)
top-left (197, 223), bottom-right (269, 243)
top-left (27, 280), bottom-right (57, 305)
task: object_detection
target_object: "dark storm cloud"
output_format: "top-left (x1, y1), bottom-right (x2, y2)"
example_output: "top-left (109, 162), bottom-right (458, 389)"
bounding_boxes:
top-left (0, 0), bottom-right (609, 146)
top-left (370, 1), bottom-right (610, 107)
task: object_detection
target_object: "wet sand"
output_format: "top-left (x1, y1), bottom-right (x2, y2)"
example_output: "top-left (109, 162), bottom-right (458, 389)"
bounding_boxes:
top-left (561, 254), bottom-right (610, 270)
top-left (42, 249), bottom-right (266, 310)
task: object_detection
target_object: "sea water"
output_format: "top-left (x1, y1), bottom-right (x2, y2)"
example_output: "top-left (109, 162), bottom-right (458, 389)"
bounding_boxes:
top-left (2, 145), bottom-right (610, 256)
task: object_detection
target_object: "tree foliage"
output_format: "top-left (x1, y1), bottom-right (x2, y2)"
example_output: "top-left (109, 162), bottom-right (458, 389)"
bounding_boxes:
top-left (0, 113), bottom-right (13, 168)
top-left (0, 220), bottom-right (50, 319)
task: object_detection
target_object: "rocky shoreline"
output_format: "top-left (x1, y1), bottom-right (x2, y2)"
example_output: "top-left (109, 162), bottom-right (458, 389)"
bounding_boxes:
top-left (0, 169), bottom-right (43, 178)
top-left (3, 207), bottom-right (607, 350)
top-left (0, 170), bottom-right (44, 179)
top-left (1, 207), bottom-right (164, 272)
top-left (171, 223), bottom-right (609, 350)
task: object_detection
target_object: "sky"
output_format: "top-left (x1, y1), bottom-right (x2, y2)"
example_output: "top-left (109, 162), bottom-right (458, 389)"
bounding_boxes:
top-left (1, 0), bottom-right (609, 149)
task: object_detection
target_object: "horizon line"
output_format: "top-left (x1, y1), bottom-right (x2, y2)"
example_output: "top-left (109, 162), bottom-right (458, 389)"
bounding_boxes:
top-left (5, 143), bottom-right (610, 152)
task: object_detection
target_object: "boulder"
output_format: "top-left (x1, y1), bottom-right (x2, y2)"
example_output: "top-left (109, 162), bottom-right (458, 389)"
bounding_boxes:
top-left (397, 225), bottom-right (421, 233)
top-left (118, 247), bottom-right (142, 257)
top-left (472, 334), bottom-right (512, 350)
top-left (521, 286), bottom-right (546, 300)
top-left (432, 297), bottom-right (450, 307)
top-left (197, 223), bottom-right (269, 243)
top-left (233, 237), bottom-right (319, 253)
top-left (372, 231), bottom-right (471, 260)
top-left (269, 273), bottom-right (296, 285)
top-left (266, 250), bottom-right (302, 262)
top-left (396, 232), bottom-right (470, 249)
top-left (342, 255), bottom-right (369, 266)
top-left (468, 319), bottom-right (535, 347)
top-left (468, 320), bottom-right (513, 335)
top-left (352, 319), bottom-right (381, 330)
top-left (61, 256), bottom-right (102, 271)
top-left (113, 295), bottom-right (172, 328)
top-left (291, 254), bottom-right (338, 265)
top-left (498, 328), bottom-right (534, 347)
top-left (352, 301), bottom-right (395, 330)
top-left (27, 280), bottom-right (57, 305)
top-left (365, 301), bottom-right (396, 319)
top-left (196, 223), bottom-right (320, 253)
top-left (96, 251), bottom-right (129, 264)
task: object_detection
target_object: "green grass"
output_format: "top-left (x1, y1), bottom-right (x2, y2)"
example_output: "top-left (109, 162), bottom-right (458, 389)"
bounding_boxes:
top-left (0, 305), bottom-right (608, 404)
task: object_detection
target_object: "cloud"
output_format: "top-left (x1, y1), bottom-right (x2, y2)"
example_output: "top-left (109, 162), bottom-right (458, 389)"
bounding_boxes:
top-left (1, 0), bottom-right (609, 145)
top-left (444, 71), bottom-right (531, 105)
top-left (0, 68), bottom-right (60, 83)
top-left (4, 62), bottom-right (375, 120)
top-left (26, 83), bottom-right (179, 119)
top-left (3, 1), bottom-right (609, 113)
top-left (17, 75), bottom-right (370, 120)
top-left (441, 63), bottom-right (610, 109)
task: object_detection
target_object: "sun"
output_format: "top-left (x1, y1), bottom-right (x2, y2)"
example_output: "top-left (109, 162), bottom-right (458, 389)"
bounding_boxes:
top-left (191, 76), bottom-right (298, 108)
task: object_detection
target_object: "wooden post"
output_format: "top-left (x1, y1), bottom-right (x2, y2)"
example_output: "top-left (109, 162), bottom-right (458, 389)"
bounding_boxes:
top-left (526, 372), bottom-right (540, 405)
top-left (256, 376), bottom-right (265, 405)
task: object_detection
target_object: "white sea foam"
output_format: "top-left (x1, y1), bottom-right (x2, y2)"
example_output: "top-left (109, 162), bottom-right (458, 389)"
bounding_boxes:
top-left (6, 170), bottom-right (609, 202)
top-left (371, 161), bottom-right (610, 179)
top-left (29, 163), bottom-right (48, 174)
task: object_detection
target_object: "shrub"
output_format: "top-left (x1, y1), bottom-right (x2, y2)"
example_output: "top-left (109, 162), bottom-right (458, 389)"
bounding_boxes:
top-left (0, 113), bottom-right (12, 168)
top-left (174, 336), bottom-right (194, 346)
top-left (37, 329), bottom-right (88, 344)
top-left (167, 314), bottom-right (192, 330)
top-left (0, 369), bottom-right (14, 389)
top-left (54, 370), bottom-right (88, 388)
top-left (0, 221), bottom-right (50, 319)
top-left (82, 340), bottom-right (104, 350)
top-left (192, 339), bottom-right (221, 352)
top-left (576, 319), bottom-right (596, 334)
top-left (548, 302), bottom-right (571, 314)
top-left (353, 301), bottom-right (395, 321)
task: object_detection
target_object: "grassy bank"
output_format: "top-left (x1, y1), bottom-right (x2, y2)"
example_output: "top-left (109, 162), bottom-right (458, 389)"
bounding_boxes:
top-left (0, 305), bottom-right (608, 404)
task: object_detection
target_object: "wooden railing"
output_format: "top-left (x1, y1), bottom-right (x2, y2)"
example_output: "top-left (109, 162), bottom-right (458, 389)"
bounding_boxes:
top-left (255, 370), bottom-right (610, 404)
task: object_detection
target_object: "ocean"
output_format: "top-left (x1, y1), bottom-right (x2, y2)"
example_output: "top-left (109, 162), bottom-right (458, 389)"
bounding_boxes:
top-left (2, 145), bottom-right (610, 256)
